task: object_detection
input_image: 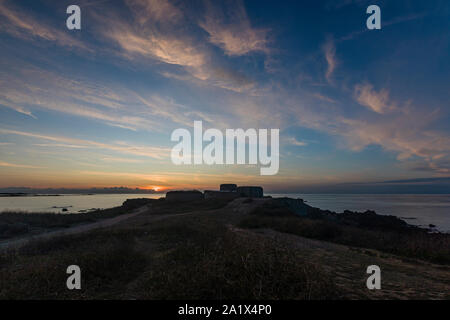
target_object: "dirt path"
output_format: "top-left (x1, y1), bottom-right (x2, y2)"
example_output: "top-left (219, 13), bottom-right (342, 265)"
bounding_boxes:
top-left (0, 201), bottom-right (217, 252)
top-left (0, 205), bottom-right (151, 251)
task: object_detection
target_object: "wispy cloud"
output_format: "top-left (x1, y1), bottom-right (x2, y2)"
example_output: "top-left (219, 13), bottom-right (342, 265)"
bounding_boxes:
top-left (339, 12), bottom-right (428, 42)
top-left (0, 0), bottom-right (448, 188)
top-left (100, 156), bottom-right (145, 163)
top-left (93, 0), bottom-right (258, 94)
top-left (0, 128), bottom-right (170, 159)
top-left (108, 30), bottom-right (207, 70)
top-left (286, 137), bottom-right (307, 147)
top-left (354, 83), bottom-right (397, 114)
top-left (313, 93), bottom-right (337, 104)
top-left (0, 161), bottom-right (43, 169)
top-left (285, 80), bottom-right (450, 173)
top-left (199, 0), bottom-right (269, 56)
top-left (0, 66), bottom-right (170, 130)
top-left (0, 97), bottom-right (36, 118)
top-left (33, 143), bottom-right (87, 149)
top-left (125, 0), bottom-right (182, 24)
top-left (337, 109), bottom-right (449, 168)
top-left (92, 1), bottom-right (210, 82)
top-left (323, 38), bottom-right (337, 83)
top-left (0, 0), bottom-right (88, 50)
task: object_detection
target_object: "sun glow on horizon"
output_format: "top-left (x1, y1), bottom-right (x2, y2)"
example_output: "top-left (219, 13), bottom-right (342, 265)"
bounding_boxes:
top-left (143, 185), bottom-right (165, 192)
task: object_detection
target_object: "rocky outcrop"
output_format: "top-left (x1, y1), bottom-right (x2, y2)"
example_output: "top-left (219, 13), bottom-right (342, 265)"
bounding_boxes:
top-left (122, 198), bottom-right (158, 210)
top-left (204, 190), bottom-right (240, 200)
top-left (236, 186), bottom-right (263, 198)
top-left (165, 191), bottom-right (204, 202)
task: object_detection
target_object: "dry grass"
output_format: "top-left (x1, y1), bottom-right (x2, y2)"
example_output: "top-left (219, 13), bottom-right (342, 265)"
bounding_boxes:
top-left (3, 197), bottom-right (447, 300)
top-left (132, 214), bottom-right (339, 299)
top-left (0, 229), bottom-right (147, 299)
top-left (0, 198), bottom-right (155, 240)
top-left (239, 206), bottom-right (450, 265)
top-left (0, 205), bottom-right (340, 299)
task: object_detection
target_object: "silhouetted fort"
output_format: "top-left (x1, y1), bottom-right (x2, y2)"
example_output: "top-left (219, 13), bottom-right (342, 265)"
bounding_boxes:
top-left (166, 184), bottom-right (263, 202)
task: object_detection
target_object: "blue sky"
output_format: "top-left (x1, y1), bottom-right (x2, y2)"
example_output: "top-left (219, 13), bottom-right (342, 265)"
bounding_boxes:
top-left (0, 0), bottom-right (449, 192)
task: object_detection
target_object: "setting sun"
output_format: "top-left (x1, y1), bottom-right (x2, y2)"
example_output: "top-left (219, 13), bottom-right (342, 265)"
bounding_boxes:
top-left (144, 186), bottom-right (165, 192)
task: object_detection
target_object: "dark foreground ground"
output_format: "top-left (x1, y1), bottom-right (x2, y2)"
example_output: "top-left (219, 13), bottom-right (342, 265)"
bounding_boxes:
top-left (0, 197), bottom-right (449, 299)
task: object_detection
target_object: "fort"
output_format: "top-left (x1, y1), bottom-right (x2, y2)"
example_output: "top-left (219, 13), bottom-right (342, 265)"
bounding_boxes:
top-left (165, 184), bottom-right (264, 202)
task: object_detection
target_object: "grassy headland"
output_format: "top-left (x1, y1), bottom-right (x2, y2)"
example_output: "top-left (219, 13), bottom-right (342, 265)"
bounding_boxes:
top-left (239, 198), bottom-right (450, 265)
top-left (0, 197), bottom-right (449, 299)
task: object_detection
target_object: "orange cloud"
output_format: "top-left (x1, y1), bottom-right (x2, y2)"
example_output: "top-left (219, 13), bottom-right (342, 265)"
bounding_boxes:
top-left (354, 83), bottom-right (396, 114)
top-left (0, 161), bottom-right (43, 169)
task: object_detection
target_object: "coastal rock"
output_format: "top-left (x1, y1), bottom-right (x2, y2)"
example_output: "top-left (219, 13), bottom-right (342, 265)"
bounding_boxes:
top-left (204, 190), bottom-right (240, 200)
top-left (236, 186), bottom-right (263, 198)
top-left (165, 190), bottom-right (204, 202)
top-left (122, 198), bottom-right (157, 210)
top-left (272, 198), bottom-right (310, 216)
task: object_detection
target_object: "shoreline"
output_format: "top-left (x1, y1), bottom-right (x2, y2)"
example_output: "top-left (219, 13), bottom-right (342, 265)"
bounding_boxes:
top-left (0, 196), bottom-right (448, 244)
top-left (1, 193), bottom-right (448, 233)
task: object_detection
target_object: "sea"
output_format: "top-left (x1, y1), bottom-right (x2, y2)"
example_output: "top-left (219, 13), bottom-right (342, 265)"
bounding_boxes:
top-left (0, 193), bottom-right (449, 232)
top-left (271, 194), bottom-right (450, 233)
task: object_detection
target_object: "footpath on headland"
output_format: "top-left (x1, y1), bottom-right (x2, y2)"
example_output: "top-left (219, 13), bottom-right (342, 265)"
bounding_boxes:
top-left (0, 205), bottom-right (150, 251)
top-left (0, 197), bottom-right (264, 251)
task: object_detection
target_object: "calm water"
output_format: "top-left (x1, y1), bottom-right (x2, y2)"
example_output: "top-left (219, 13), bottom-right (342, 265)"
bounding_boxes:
top-left (270, 194), bottom-right (450, 232)
top-left (0, 193), bottom-right (449, 232)
top-left (0, 194), bottom-right (165, 214)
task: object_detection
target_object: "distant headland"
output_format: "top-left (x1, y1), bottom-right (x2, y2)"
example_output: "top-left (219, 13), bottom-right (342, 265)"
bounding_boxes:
top-left (0, 187), bottom-right (160, 196)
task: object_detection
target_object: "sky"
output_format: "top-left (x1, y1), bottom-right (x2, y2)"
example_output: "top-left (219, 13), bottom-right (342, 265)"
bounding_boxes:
top-left (0, 0), bottom-right (449, 193)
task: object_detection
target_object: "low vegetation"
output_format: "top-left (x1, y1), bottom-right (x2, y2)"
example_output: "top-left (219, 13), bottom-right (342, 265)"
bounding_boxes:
top-left (133, 215), bottom-right (339, 299)
top-left (0, 205), bottom-right (340, 299)
top-left (143, 197), bottom-right (235, 215)
top-left (0, 198), bottom-right (155, 240)
top-left (239, 200), bottom-right (450, 265)
top-left (0, 230), bottom-right (147, 299)
top-left (1, 197), bottom-right (448, 299)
